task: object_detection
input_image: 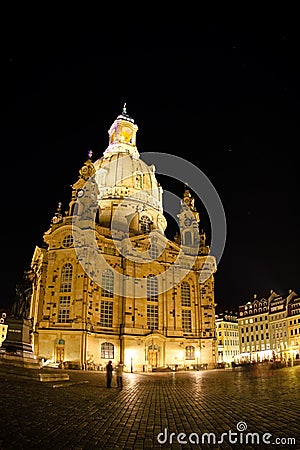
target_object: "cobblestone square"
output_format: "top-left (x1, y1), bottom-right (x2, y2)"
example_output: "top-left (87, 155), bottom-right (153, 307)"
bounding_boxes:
top-left (0, 364), bottom-right (299, 449)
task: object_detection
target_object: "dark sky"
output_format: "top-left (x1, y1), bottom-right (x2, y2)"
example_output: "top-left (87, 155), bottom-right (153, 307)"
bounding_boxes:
top-left (1, 19), bottom-right (300, 312)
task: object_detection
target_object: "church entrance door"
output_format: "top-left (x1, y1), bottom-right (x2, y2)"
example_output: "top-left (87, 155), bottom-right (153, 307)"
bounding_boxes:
top-left (148, 344), bottom-right (159, 368)
top-left (56, 346), bottom-right (64, 363)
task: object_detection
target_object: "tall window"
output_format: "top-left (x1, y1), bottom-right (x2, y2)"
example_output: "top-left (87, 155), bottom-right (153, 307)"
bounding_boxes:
top-left (101, 269), bottom-right (114, 298)
top-left (96, 168), bottom-right (107, 186)
top-left (185, 345), bottom-right (195, 360)
top-left (182, 310), bottom-right (192, 332)
top-left (100, 301), bottom-right (113, 327)
top-left (184, 231), bottom-right (192, 246)
top-left (135, 172), bottom-right (143, 189)
top-left (181, 282), bottom-right (191, 306)
top-left (147, 274), bottom-right (158, 301)
top-left (58, 295), bottom-right (70, 323)
top-left (140, 215), bottom-right (151, 233)
top-left (101, 342), bottom-right (114, 359)
top-left (148, 244), bottom-right (159, 260)
top-left (60, 263), bottom-right (73, 292)
top-left (147, 304), bottom-right (158, 330)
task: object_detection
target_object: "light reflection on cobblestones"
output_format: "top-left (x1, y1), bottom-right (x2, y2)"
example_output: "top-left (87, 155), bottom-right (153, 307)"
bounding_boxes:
top-left (0, 365), bottom-right (299, 449)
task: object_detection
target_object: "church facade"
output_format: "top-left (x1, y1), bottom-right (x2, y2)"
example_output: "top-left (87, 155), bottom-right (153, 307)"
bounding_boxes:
top-left (29, 107), bottom-right (217, 371)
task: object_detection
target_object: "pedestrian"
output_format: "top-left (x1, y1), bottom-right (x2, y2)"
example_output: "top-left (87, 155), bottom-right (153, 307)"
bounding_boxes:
top-left (115, 361), bottom-right (124, 389)
top-left (106, 360), bottom-right (113, 388)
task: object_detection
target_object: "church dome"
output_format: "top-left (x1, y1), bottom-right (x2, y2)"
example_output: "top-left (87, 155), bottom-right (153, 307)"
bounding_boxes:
top-left (93, 152), bottom-right (162, 211)
top-left (92, 106), bottom-right (166, 234)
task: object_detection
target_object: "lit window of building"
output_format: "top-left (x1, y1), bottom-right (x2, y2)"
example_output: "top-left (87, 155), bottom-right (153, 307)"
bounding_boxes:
top-left (58, 296), bottom-right (71, 323)
top-left (101, 269), bottom-right (114, 298)
top-left (100, 301), bottom-right (113, 327)
top-left (60, 263), bottom-right (73, 292)
top-left (101, 342), bottom-right (114, 359)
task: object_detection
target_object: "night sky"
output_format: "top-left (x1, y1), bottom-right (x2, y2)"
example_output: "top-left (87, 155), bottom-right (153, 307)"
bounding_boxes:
top-left (1, 20), bottom-right (299, 312)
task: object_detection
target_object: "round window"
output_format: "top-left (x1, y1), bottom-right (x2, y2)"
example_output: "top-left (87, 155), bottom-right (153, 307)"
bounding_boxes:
top-left (62, 234), bottom-right (74, 248)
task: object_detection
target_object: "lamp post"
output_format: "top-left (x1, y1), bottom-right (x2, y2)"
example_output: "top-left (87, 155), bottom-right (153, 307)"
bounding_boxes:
top-left (196, 349), bottom-right (200, 370)
top-left (127, 349), bottom-right (135, 373)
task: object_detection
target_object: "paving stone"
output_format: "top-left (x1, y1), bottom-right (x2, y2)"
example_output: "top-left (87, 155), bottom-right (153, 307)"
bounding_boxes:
top-left (0, 366), bottom-right (299, 448)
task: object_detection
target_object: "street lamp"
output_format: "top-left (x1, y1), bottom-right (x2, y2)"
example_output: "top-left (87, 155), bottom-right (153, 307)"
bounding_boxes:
top-left (127, 349), bottom-right (136, 373)
top-left (196, 350), bottom-right (200, 370)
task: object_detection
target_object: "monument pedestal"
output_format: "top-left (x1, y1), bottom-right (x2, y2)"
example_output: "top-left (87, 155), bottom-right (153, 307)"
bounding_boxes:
top-left (2, 317), bottom-right (35, 359)
top-left (1, 317), bottom-right (40, 369)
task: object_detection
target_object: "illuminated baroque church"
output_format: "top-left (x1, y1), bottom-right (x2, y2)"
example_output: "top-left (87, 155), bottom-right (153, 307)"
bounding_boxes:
top-left (29, 106), bottom-right (217, 371)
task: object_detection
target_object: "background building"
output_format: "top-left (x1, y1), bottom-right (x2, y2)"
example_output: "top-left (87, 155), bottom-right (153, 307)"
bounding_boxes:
top-left (215, 311), bottom-right (239, 366)
top-left (287, 292), bottom-right (300, 361)
top-left (238, 294), bottom-right (271, 362)
top-left (0, 313), bottom-right (8, 347)
top-left (238, 290), bottom-right (300, 363)
top-left (28, 107), bottom-right (218, 371)
top-left (269, 291), bottom-right (289, 361)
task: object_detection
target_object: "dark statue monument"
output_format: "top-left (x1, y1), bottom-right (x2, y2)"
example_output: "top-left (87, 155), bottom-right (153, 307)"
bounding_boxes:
top-left (11, 269), bottom-right (35, 319)
top-left (1, 270), bottom-right (70, 378)
top-left (2, 269), bottom-right (37, 362)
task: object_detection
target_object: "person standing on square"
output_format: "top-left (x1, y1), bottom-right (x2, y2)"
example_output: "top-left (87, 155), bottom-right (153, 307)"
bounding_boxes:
top-left (106, 360), bottom-right (113, 388)
top-left (115, 361), bottom-right (124, 389)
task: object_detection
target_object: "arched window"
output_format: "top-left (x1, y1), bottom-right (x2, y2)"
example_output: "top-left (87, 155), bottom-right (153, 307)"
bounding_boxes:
top-left (185, 345), bottom-right (195, 360)
top-left (101, 269), bottom-right (114, 298)
top-left (101, 342), bottom-right (114, 359)
top-left (140, 215), bottom-right (151, 233)
top-left (147, 274), bottom-right (158, 302)
top-left (60, 263), bottom-right (73, 292)
top-left (181, 282), bottom-right (191, 306)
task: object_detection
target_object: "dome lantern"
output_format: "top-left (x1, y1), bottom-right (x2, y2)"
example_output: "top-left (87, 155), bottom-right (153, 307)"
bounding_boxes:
top-left (105, 104), bottom-right (139, 158)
